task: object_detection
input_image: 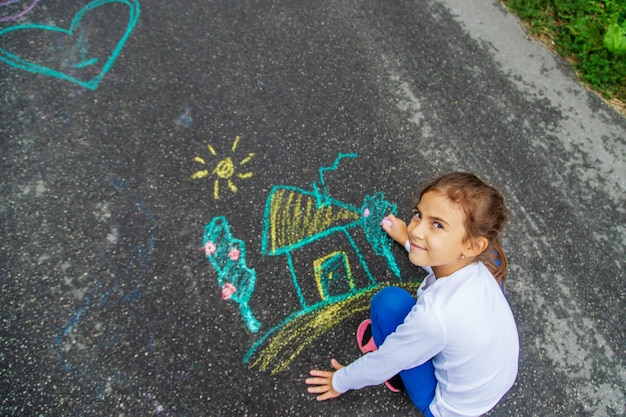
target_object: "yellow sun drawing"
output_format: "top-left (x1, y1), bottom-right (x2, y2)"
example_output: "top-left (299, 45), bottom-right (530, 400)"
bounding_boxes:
top-left (191, 136), bottom-right (255, 199)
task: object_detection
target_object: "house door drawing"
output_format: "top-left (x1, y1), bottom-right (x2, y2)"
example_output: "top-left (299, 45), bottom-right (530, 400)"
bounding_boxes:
top-left (313, 251), bottom-right (355, 300)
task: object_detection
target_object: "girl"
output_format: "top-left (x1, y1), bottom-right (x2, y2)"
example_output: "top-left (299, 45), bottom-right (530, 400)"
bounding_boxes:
top-left (305, 172), bottom-right (519, 417)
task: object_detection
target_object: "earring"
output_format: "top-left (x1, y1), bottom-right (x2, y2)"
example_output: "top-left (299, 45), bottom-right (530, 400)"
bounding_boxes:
top-left (461, 255), bottom-right (465, 259)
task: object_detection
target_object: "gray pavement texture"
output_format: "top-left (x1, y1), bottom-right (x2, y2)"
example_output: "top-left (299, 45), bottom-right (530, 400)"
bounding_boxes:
top-left (1, 0), bottom-right (625, 416)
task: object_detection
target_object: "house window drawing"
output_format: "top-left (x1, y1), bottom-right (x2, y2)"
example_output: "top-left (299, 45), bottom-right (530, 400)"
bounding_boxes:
top-left (313, 251), bottom-right (355, 300)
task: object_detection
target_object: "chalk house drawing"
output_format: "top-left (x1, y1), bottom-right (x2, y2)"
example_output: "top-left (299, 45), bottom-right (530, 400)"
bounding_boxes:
top-left (0, 0), bottom-right (140, 90)
top-left (260, 153), bottom-right (401, 308)
top-left (202, 153), bottom-right (413, 374)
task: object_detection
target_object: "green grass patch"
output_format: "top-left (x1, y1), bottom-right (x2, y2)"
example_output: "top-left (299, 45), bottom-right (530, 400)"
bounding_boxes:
top-left (502, 0), bottom-right (626, 106)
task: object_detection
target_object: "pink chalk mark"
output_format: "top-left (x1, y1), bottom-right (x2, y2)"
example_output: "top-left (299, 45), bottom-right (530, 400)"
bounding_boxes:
top-left (228, 248), bottom-right (240, 261)
top-left (0, 0), bottom-right (40, 23)
top-left (204, 241), bottom-right (216, 255)
top-left (221, 283), bottom-right (237, 300)
top-left (363, 208), bottom-right (371, 217)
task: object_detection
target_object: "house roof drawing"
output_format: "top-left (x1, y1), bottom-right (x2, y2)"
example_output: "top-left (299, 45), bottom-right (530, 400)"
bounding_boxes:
top-left (261, 185), bottom-right (362, 256)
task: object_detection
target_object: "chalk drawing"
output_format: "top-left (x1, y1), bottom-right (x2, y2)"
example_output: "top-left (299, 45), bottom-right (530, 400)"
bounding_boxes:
top-left (0, 0), bottom-right (140, 90)
top-left (191, 136), bottom-right (254, 200)
top-left (239, 153), bottom-right (407, 372)
top-left (201, 153), bottom-right (410, 373)
top-left (246, 281), bottom-right (422, 374)
top-left (55, 173), bottom-right (158, 375)
top-left (260, 153), bottom-right (401, 308)
top-left (202, 216), bottom-right (261, 333)
top-left (175, 103), bottom-right (193, 128)
top-left (0, 0), bottom-right (40, 23)
top-left (313, 251), bottom-right (355, 299)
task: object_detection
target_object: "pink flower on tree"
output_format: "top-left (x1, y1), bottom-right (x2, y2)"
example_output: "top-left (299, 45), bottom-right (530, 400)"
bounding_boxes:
top-left (204, 241), bottom-right (216, 255)
top-left (228, 248), bottom-right (240, 261)
top-left (221, 283), bottom-right (237, 300)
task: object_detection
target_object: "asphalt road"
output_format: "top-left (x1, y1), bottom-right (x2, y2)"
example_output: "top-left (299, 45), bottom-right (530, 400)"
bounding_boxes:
top-left (1, 0), bottom-right (625, 416)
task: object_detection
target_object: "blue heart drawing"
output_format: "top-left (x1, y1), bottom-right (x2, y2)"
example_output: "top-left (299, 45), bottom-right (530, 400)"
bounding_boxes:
top-left (0, 0), bottom-right (140, 90)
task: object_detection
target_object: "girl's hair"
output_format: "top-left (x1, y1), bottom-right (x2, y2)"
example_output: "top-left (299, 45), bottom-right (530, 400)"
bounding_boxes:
top-left (417, 172), bottom-right (509, 285)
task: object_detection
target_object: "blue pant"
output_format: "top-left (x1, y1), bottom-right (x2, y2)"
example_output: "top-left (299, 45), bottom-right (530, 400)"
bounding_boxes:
top-left (370, 286), bottom-right (437, 417)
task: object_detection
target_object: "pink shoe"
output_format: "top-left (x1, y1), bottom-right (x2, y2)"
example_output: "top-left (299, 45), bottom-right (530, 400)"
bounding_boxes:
top-left (356, 319), bottom-right (377, 354)
top-left (384, 375), bottom-right (404, 393)
top-left (357, 319), bottom-right (405, 393)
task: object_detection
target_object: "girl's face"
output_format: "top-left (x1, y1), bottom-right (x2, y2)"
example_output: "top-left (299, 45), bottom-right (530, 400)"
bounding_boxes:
top-left (406, 190), bottom-right (472, 278)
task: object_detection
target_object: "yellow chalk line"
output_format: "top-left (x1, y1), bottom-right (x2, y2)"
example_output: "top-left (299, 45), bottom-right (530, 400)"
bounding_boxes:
top-left (249, 281), bottom-right (422, 374)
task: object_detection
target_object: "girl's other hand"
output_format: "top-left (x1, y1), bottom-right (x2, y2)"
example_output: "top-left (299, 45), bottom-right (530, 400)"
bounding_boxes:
top-left (305, 358), bottom-right (344, 401)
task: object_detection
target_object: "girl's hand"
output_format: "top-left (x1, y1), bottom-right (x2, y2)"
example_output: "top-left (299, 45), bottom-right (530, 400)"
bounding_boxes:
top-left (381, 214), bottom-right (409, 245)
top-left (305, 359), bottom-right (345, 401)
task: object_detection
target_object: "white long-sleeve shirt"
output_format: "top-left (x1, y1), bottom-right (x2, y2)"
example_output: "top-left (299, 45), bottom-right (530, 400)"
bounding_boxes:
top-left (333, 262), bottom-right (519, 417)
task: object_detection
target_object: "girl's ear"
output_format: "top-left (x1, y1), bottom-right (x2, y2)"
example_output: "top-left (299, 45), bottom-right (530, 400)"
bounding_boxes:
top-left (465, 236), bottom-right (489, 258)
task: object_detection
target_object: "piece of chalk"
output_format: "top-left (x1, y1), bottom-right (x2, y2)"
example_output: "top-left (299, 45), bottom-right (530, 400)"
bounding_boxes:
top-left (381, 218), bottom-right (392, 227)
